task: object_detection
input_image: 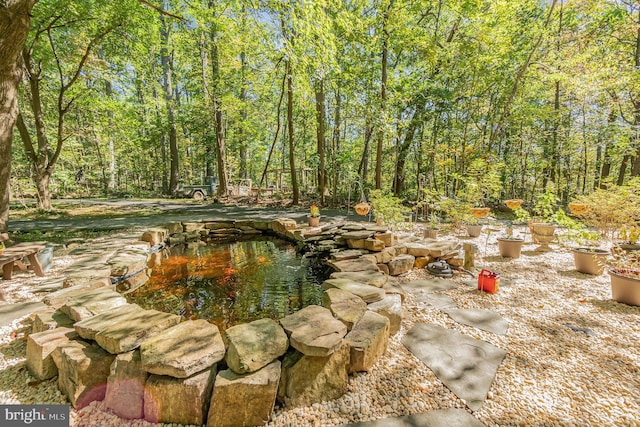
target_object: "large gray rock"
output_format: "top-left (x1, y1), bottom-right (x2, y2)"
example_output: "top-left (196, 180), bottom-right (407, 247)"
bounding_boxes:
top-left (60, 287), bottom-right (128, 321)
top-left (95, 309), bottom-right (181, 354)
top-left (141, 319), bottom-right (226, 378)
top-left (32, 308), bottom-right (74, 333)
top-left (367, 294), bottom-right (403, 336)
top-left (330, 270), bottom-right (388, 288)
top-left (345, 311), bottom-right (390, 373)
top-left (279, 305), bottom-right (347, 357)
top-left (26, 327), bottom-right (78, 380)
top-left (322, 279), bottom-right (385, 303)
top-left (144, 367), bottom-right (216, 425)
top-left (327, 258), bottom-right (380, 273)
top-left (402, 323), bottom-right (506, 411)
top-left (322, 288), bottom-right (367, 330)
top-left (207, 361), bottom-right (281, 427)
top-left (105, 350), bottom-right (148, 420)
top-left (278, 341), bottom-right (350, 407)
top-left (53, 340), bottom-right (115, 409)
top-left (224, 318), bottom-right (288, 374)
top-left (388, 255), bottom-right (415, 276)
top-left (74, 304), bottom-right (144, 340)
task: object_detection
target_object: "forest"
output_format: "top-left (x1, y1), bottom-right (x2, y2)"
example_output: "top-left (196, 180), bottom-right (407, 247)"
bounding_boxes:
top-left (2, 0), bottom-right (640, 232)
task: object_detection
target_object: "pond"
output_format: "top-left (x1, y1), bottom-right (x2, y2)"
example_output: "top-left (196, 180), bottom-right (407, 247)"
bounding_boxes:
top-left (127, 237), bottom-right (327, 331)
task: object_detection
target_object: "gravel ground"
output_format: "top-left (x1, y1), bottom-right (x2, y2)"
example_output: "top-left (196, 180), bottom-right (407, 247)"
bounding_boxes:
top-left (1, 226), bottom-right (639, 426)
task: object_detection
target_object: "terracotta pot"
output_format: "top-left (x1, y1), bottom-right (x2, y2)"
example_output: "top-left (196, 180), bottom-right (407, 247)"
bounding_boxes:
top-left (470, 207), bottom-right (490, 219)
top-left (423, 229), bottom-right (439, 239)
top-left (531, 223), bottom-right (556, 248)
top-left (610, 268), bottom-right (640, 306)
top-left (572, 248), bottom-right (609, 275)
top-left (505, 199), bottom-right (523, 209)
top-left (497, 238), bottom-right (524, 258)
top-left (467, 225), bottom-right (482, 237)
top-left (308, 216), bottom-right (320, 227)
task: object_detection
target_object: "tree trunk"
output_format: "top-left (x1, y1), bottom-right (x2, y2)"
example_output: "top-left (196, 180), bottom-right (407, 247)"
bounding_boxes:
top-left (315, 79), bottom-right (327, 204)
top-left (0, 0), bottom-right (37, 234)
top-left (375, 2), bottom-right (392, 190)
top-left (239, 50), bottom-right (248, 179)
top-left (160, 12), bottom-right (179, 195)
top-left (393, 101), bottom-right (424, 196)
top-left (286, 58), bottom-right (299, 205)
top-left (617, 154), bottom-right (631, 186)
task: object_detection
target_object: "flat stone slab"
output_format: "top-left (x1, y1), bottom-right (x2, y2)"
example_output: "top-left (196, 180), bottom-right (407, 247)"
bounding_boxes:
top-left (322, 279), bottom-right (385, 303)
top-left (95, 309), bottom-right (181, 354)
top-left (327, 258), bottom-right (380, 273)
top-left (32, 308), bottom-right (74, 333)
top-left (402, 278), bottom-right (458, 295)
top-left (74, 304), bottom-right (145, 340)
top-left (60, 287), bottom-right (128, 321)
top-left (341, 230), bottom-right (375, 240)
top-left (330, 271), bottom-right (388, 288)
top-left (415, 293), bottom-right (458, 309)
top-left (443, 309), bottom-right (509, 336)
top-left (322, 288), bottom-right (367, 330)
top-left (330, 250), bottom-right (367, 261)
top-left (343, 408), bottom-right (484, 427)
top-left (279, 305), bottom-right (347, 357)
top-left (0, 302), bottom-right (46, 327)
top-left (43, 279), bottom-right (112, 307)
top-left (402, 323), bottom-right (506, 411)
top-left (141, 319), bottom-right (226, 378)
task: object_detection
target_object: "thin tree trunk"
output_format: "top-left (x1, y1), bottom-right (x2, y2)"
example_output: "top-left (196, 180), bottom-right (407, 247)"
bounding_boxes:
top-left (315, 79), bottom-right (326, 204)
top-left (375, 1), bottom-right (393, 190)
top-left (617, 154), bottom-right (631, 186)
top-left (393, 101), bottom-right (424, 196)
top-left (160, 12), bottom-right (179, 195)
top-left (239, 50), bottom-right (248, 179)
top-left (286, 57), bottom-right (299, 205)
top-left (331, 88), bottom-right (341, 204)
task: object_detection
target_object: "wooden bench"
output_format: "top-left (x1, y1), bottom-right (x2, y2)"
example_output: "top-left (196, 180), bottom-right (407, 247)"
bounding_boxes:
top-left (0, 242), bottom-right (47, 280)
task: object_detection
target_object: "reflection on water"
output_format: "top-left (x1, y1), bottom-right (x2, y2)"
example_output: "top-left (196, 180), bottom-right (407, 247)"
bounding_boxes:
top-left (127, 237), bottom-right (326, 331)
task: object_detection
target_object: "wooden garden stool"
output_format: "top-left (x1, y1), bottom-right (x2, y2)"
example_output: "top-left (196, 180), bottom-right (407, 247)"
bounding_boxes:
top-left (0, 242), bottom-right (47, 280)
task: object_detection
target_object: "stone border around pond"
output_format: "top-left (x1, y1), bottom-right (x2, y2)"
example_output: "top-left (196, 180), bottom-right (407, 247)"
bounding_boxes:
top-left (26, 218), bottom-right (462, 426)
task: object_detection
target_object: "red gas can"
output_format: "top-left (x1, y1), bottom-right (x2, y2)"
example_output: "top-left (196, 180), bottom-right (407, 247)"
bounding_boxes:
top-left (478, 269), bottom-right (500, 294)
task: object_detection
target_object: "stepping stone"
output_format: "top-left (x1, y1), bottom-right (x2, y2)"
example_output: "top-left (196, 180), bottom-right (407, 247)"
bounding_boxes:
top-left (0, 302), bottom-right (46, 327)
top-left (224, 318), bottom-right (289, 374)
top-left (279, 305), bottom-right (347, 357)
top-left (342, 408), bottom-right (484, 426)
top-left (404, 243), bottom-right (431, 257)
top-left (327, 258), bottom-right (380, 273)
top-left (443, 309), bottom-right (509, 336)
top-left (141, 319), bottom-right (226, 378)
top-left (74, 304), bottom-right (144, 340)
top-left (107, 246), bottom-right (149, 276)
top-left (26, 327), bottom-right (78, 380)
top-left (402, 278), bottom-right (458, 295)
top-left (415, 293), bottom-right (457, 309)
top-left (94, 309), bottom-right (181, 354)
top-left (60, 287), bottom-right (128, 321)
top-left (43, 278), bottom-right (112, 308)
top-left (330, 271), bottom-right (388, 288)
top-left (402, 323), bottom-right (506, 411)
top-left (342, 224), bottom-right (366, 231)
top-left (322, 279), bottom-right (385, 303)
top-left (32, 308), bottom-right (74, 333)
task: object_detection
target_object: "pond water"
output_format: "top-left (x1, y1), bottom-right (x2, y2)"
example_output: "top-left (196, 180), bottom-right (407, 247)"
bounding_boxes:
top-left (127, 237), bottom-right (327, 331)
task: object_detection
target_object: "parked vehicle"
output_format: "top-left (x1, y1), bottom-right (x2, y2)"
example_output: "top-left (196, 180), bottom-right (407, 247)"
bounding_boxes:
top-left (177, 176), bottom-right (218, 200)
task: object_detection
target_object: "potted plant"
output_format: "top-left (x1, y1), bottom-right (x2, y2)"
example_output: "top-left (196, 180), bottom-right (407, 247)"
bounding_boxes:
top-left (423, 213), bottom-right (440, 239)
top-left (308, 205), bottom-right (320, 227)
top-left (609, 246), bottom-right (640, 306)
top-left (466, 217), bottom-right (483, 237)
top-left (497, 224), bottom-right (525, 258)
top-left (504, 199), bottom-right (523, 209)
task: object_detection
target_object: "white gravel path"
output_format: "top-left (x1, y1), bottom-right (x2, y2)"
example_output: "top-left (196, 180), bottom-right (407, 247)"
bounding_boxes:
top-left (1, 227), bottom-right (639, 426)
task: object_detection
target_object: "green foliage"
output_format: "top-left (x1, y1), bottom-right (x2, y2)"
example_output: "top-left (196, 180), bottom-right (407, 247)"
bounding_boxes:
top-left (436, 198), bottom-right (472, 230)
top-left (369, 190), bottom-right (411, 229)
top-left (512, 207), bottom-right (531, 223)
top-left (533, 185), bottom-right (558, 222)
